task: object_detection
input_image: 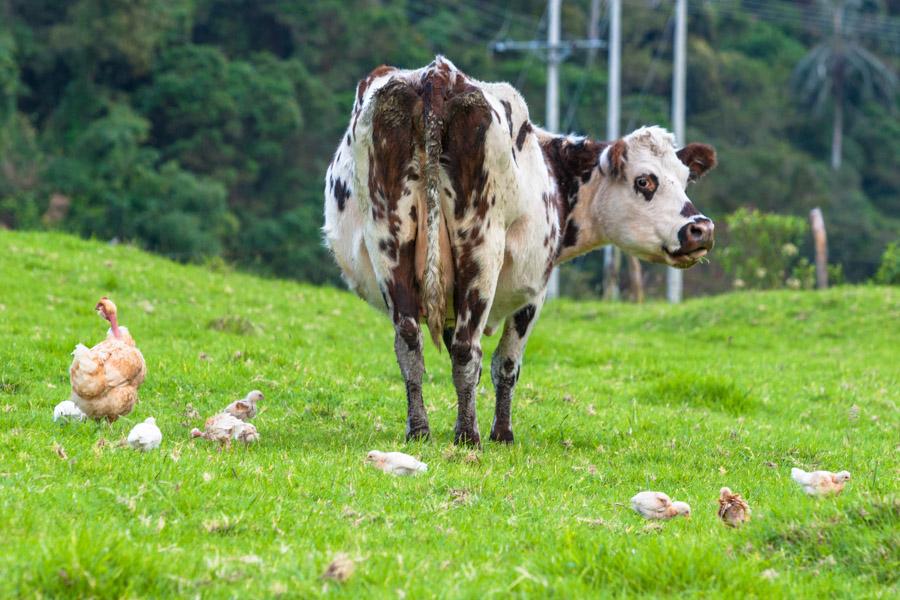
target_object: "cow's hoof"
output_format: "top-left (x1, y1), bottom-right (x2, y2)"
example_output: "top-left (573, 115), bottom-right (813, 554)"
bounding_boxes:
top-left (405, 425), bottom-right (431, 442)
top-left (489, 428), bottom-right (514, 444)
top-left (454, 429), bottom-right (481, 447)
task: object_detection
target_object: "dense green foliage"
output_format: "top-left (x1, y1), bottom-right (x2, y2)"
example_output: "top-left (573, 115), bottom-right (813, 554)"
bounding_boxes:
top-left (0, 1), bottom-right (897, 290)
top-left (720, 207), bottom-right (813, 290)
top-left (1, 231), bottom-right (898, 597)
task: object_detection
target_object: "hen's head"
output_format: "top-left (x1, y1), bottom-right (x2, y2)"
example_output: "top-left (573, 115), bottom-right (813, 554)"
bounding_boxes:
top-left (672, 501), bottom-right (692, 518)
top-left (245, 390), bottom-right (264, 404)
top-left (95, 297), bottom-right (117, 321)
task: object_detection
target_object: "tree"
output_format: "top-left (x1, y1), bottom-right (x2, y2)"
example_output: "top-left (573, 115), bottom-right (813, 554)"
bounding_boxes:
top-left (791, 0), bottom-right (896, 170)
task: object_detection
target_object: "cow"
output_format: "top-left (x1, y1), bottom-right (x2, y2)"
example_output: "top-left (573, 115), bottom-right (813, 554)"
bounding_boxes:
top-left (323, 57), bottom-right (716, 446)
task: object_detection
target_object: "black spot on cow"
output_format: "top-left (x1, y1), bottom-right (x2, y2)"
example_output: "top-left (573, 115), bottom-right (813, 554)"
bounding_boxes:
top-left (346, 134), bottom-right (351, 146)
top-left (516, 121), bottom-right (532, 151)
top-left (541, 136), bottom-right (602, 205)
top-left (562, 219), bottom-right (579, 248)
top-left (513, 304), bottom-right (536, 337)
top-left (333, 177), bottom-right (351, 212)
top-left (500, 100), bottom-right (513, 137)
top-left (409, 205), bottom-right (418, 222)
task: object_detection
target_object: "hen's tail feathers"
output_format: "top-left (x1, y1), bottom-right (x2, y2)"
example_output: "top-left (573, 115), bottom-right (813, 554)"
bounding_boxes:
top-left (791, 468), bottom-right (811, 485)
top-left (421, 76), bottom-right (446, 350)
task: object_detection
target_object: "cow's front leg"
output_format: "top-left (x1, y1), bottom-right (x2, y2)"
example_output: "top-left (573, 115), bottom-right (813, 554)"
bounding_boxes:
top-left (490, 300), bottom-right (542, 443)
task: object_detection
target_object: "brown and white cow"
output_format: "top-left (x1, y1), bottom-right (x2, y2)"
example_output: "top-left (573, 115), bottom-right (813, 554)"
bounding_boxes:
top-left (323, 57), bottom-right (716, 445)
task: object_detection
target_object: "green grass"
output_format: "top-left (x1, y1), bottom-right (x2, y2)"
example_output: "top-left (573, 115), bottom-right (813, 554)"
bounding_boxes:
top-left (1, 231), bottom-right (898, 599)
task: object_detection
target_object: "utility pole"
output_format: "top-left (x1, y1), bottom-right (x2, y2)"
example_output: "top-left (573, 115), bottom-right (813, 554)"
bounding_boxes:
top-left (546, 0), bottom-right (562, 299)
top-left (602, 0), bottom-right (621, 301)
top-left (490, 0), bottom-right (605, 300)
top-left (667, 0), bottom-right (687, 304)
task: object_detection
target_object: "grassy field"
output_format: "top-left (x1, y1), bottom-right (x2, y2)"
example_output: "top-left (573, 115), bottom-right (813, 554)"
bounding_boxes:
top-left (0, 231), bottom-right (897, 598)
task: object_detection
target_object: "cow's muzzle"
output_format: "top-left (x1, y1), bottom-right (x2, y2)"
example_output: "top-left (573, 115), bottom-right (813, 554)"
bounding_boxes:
top-left (665, 218), bottom-right (714, 267)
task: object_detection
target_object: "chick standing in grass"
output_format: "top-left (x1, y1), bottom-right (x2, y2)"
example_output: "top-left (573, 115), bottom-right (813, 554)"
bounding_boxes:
top-left (630, 491), bottom-right (691, 520)
top-left (791, 468), bottom-right (851, 496)
top-left (717, 487), bottom-right (751, 527)
top-left (366, 450), bottom-right (427, 475)
top-left (224, 390), bottom-right (263, 421)
top-left (191, 413), bottom-right (258, 449)
top-left (127, 417), bottom-right (162, 451)
top-left (69, 297), bottom-right (146, 421)
top-left (53, 399), bottom-right (86, 422)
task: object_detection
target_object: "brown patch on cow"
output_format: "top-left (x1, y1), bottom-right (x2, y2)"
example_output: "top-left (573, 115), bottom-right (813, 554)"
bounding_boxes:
top-left (541, 137), bottom-right (602, 205)
top-left (333, 177), bottom-right (351, 212)
top-left (680, 202), bottom-right (700, 218)
top-left (606, 139), bottom-right (628, 180)
top-left (409, 205), bottom-right (418, 222)
top-left (676, 143), bottom-right (717, 181)
top-left (369, 79), bottom-right (423, 241)
top-left (385, 240), bottom-right (420, 324)
top-left (357, 64), bottom-right (397, 103)
top-left (516, 121), bottom-right (533, 151)
top-left (633, 173), bottom-right (658, 202)
top-left (441, 88), bottom-right (493, 221)
top-left (500, 100), bottom-right (513, 137)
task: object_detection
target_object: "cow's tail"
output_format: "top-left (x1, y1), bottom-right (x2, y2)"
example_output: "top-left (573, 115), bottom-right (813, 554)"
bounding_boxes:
top-left (421, 79), bottom-right (446, 350)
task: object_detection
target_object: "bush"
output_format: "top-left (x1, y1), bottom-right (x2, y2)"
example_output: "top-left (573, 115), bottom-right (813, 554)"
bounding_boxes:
top-left (720, 208), bottom-right (811, 290)
top-left (874, 242), bottom-right (900, 285)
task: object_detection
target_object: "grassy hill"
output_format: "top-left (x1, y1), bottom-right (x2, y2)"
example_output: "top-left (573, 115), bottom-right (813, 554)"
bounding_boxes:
top-left (0, 231), bottom-right (897, 598)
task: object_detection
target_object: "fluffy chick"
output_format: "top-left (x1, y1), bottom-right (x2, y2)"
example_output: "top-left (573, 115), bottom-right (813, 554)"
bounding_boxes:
top-left (127, 417), bottom-right (162, 451)
top-left (224, 390), bottom-right (263, 421)
top-left (791, 468), bottom-right (851, 496)
top-left (717, 487), bottom-right (751, 527)
top-left (365, 450), bottom-right (427, 476)
top-left (53, 399), bottom-right (87, 423)
top-left (630, 491), bottom-right (691, 520)
top-left (191, 413), bottom-right (257, 449)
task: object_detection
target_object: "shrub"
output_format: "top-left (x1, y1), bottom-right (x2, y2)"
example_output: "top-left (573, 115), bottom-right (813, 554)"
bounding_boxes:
top-left (874, 242), bottom-right (900, 285)
top-left (720, 208), bottom-right (811, 290)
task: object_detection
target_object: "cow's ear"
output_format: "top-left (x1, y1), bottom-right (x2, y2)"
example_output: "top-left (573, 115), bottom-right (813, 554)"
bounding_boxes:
top-left (600, 139), bottom-right (628, 181)
top-left (676, 143), bottom-right (717, 181)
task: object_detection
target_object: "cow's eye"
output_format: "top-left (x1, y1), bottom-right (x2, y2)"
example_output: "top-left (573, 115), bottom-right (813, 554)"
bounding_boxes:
top-left (636, 177), bottom-right (649, 189)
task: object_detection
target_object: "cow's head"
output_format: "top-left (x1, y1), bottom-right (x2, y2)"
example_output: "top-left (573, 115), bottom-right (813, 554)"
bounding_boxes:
top-left (595, 126), bottom-right (716, 268)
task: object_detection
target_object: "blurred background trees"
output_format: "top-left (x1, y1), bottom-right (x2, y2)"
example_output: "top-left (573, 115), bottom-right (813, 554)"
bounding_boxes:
top-left (0, 0), bottom-right (897, 294)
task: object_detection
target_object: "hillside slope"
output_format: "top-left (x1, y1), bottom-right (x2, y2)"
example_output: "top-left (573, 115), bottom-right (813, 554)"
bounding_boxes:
top-left (0, 232), bottom-right (897, 598)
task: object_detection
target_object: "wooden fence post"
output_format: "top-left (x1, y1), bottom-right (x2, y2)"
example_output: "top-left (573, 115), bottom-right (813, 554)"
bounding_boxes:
top-left (628, 256), bottom-right (644, 303)
top-left (809, 207), bottom-right (828, 289)
top-left (602, 246), bottom-right (621, 300)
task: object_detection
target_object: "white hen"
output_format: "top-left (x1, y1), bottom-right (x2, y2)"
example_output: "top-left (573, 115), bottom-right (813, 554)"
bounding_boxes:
top-left (127, 417), bottom-right (162, 451)
top-left (630, 491), bottom-right (692, 520)
top-left (53, 399), bottom-right (87, 423)
top-left (791, 468), bottom-right (851, 496)
top-left (366, 450), bottom-right (427, 476)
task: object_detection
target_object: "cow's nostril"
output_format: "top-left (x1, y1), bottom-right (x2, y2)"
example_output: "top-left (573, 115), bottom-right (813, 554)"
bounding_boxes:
top-left (689, 225), bottom-right (704, 240)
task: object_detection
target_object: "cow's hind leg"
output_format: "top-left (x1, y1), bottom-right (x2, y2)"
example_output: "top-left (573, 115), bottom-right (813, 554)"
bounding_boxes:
top-left (389, 260), bottom-right (430, 440)
top-left (489, 300), bottom-right (543, 443)
top-left (360, 78), bottom-right (430, 440)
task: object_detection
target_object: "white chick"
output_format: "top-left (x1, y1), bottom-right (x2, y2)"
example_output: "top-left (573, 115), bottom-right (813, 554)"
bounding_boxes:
top-left (224, 390), bottom-right (263, 421)
top-left (630, 491), bottom-right (692, 520)
top-left (53, 399), bottom-right (87, 423)
top-left (127, 417), bottom-right (162, 451)
top-left (791, 468), bottom-right (851, 496)
top-left (366, 450), bottom-right (427, 476)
